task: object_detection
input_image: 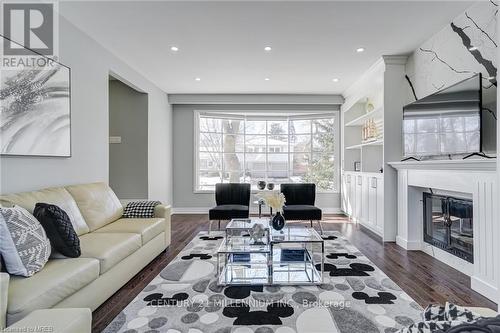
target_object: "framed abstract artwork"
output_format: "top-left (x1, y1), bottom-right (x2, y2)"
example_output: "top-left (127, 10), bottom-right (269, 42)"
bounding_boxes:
top-left (0, 36), bottom-right (71, 157)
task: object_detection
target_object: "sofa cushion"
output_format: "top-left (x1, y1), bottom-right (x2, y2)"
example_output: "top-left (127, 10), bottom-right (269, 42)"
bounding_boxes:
top-left (78, 233), bottom-right (141, 273)
top-left (0, 187), bottom-right (89, 236)
top-left (65, 183), bottom-right (123, 231)
top-left (8, 258), bottom-right (99, 323)
top-left (8, 308), bottom-right (91, 333)
top-left (33, 203), bottom-right (81, 258)
top-left (94, 218), bottom-right (165, 245)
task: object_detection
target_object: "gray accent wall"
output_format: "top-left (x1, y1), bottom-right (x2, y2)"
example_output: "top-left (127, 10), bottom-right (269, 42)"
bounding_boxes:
top-left (109, 80), bottom-right (148, 199)
top-left (172, 104), bottom-right (341, 212)
top-left (0, 12), bottom-right (173, 205)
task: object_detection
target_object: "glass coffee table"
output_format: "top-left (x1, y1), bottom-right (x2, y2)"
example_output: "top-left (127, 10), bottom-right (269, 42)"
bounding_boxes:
top-left (216, 222), bottom-right (324, 286)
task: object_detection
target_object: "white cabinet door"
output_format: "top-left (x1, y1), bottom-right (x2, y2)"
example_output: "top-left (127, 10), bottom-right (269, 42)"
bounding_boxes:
top-left (361, 175), bottom-right (370, 224)
top-left (342, 173), bottom-right (353, 218)
top-left (376, 177), bottom-right (384, 231)
top-left (368, 177), bottom-right (377, 228)
top-left (354, 174), bottom-right (363, 221)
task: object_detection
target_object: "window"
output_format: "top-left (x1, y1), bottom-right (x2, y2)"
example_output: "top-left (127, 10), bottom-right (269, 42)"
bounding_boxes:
top-left (195, 112), bottom-right (338, 192)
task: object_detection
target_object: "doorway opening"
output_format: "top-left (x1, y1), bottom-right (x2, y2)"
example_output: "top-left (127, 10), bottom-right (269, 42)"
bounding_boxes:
top-left (108, 74), bottom-right (148, 200)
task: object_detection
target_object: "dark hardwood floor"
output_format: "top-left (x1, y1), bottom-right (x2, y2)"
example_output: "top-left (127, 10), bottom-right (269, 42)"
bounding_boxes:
top-left (92, 214), bottom-right (497, 332)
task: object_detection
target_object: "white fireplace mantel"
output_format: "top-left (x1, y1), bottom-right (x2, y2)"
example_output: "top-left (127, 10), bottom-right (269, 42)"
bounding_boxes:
top-left (389, 159), bottom-right (496, 171)
top-left (388, 159), bottom-right (498, 302)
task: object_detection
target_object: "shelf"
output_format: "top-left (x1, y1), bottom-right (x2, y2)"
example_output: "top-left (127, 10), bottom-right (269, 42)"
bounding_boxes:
top-left (345, 107), bottom-right (383, 127)
top-left (345, 139), bottom-right (384, 150)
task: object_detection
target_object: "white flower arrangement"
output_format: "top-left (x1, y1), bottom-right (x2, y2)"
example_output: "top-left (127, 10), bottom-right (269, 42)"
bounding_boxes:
top-left (256, 191), bottom-right (286, 213)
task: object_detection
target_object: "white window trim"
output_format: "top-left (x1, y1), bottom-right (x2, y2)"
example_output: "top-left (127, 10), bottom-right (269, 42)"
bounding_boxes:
top-left (193, 110), bottom-right (340, 194)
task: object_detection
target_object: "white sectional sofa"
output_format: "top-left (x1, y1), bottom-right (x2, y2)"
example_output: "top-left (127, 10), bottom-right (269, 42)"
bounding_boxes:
top-left (0, 182), bottom-right (171, 330)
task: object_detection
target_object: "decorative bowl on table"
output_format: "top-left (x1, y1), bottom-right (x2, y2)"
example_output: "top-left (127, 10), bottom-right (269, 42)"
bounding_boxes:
top-left (257, 181), bottom-right (266, 190)
top-left (266, 183), bottom-right (275, 190)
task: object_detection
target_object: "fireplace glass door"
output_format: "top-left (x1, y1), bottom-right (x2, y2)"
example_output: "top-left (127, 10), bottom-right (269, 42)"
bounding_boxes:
top-left (423, 193), bottom-right (473, 263)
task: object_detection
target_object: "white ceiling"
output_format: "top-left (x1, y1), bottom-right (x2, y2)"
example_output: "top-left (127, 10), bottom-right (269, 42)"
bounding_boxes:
top-left (60, 1), bottom-right (475, 94)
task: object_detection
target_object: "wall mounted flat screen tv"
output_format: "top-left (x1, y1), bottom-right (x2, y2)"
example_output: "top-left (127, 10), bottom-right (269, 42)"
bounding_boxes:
top-left (403, 74), bottom-right (483, 158)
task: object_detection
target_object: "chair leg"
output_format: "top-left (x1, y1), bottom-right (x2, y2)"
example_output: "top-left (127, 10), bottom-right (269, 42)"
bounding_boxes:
top-left (318, 220), bottom-right (324, 235)
top-left (218, 220), bottom-right (221, 230)
top-left (208, 220), bottom-right (213, 235)
top-left (310, 220), bottom-right (313, 228)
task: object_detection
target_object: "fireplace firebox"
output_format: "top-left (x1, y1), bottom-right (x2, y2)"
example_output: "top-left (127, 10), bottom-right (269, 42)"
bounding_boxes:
top-left (423, 193), bottom-right (473, 263)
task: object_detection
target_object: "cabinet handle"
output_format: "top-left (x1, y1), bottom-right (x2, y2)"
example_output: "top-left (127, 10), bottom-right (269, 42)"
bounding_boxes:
top-left (371, 177), bottom-right (377, 188)
top-left (357, 176), bottom-right (362, 185)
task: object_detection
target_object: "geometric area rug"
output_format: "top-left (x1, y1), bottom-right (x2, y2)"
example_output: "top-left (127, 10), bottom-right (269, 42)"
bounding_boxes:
top-left (103, 230), bottom-right (423, 333)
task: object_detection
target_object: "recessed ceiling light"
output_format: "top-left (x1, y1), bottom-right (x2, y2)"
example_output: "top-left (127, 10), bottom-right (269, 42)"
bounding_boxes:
top-left (195, 77), bottom-right (201, 81)
top-left (356, 47), bottom-right (365, 53)
top-left (332, 78), bottom-right (339, 82)
top-left (264, 46), bottom-right (272, 52)
top-left (468, 46), bottom-right (478, 51)
top-left (264, 78), bottom-right (270, 81)
top-left (170, 46), bottom-right (179, 52)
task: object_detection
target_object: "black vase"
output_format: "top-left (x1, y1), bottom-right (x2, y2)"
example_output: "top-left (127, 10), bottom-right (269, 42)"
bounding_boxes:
top-left (271, 212), bottom-right (285, 231)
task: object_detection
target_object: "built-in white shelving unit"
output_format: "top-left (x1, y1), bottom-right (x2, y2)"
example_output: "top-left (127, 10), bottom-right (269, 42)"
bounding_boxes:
top-left (340, 56), bottom-right (408, 242)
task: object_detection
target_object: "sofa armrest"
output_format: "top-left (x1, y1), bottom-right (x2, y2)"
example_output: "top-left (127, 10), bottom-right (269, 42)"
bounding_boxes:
top-left (0, 273), bottom-right (9, 330)
top-left (154, 204), bottom-right (171, 247)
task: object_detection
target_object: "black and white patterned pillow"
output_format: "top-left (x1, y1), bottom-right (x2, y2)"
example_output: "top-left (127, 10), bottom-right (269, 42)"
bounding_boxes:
top-left (397, 303), bottom-right (485, 333)
top-left (123, 201), bottom-right (161, 218)
top-left (0, 205), bottom-right (51, 277)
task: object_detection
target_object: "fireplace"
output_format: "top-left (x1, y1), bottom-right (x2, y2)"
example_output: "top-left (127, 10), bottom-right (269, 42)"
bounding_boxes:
top-left (423, 193), bottom-right (473, 263)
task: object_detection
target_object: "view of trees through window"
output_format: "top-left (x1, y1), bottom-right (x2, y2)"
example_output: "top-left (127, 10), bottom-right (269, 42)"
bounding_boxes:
top-left (197, 113), bottom-right (336, 192)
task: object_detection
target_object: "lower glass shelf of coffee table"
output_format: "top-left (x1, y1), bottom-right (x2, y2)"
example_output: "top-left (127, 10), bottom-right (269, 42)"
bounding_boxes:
top-left (217, 249), bottom-right (323, 286)
top-left (218, 262), bottom-right (322, 285)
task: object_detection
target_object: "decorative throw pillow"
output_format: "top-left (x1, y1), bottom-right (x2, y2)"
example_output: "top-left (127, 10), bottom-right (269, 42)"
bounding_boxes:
top-left (123, 201), bottom-right (161, 218)
top-left (33, 203), bottom-right (81, 258)
top-left (0, 205), bottom-right (51, 277)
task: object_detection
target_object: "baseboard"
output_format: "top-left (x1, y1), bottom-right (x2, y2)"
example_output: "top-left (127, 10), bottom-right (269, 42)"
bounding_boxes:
top-left (171, 207), bottom-right (210, 214)
top-left (396, 236), bottom-right (422, 250)
top-left (172, 207), bottom-right (343, 215)
top-left (471, 276), bottom-right (499, 303)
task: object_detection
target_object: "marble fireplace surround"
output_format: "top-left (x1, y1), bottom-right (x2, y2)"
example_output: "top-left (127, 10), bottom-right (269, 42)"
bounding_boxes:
top-left (389, 160), bottom-right (498, 302)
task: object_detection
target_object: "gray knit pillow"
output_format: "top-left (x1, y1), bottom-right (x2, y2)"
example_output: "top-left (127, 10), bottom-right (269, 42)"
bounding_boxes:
top-left (0, 205), bottom-right (51, 277)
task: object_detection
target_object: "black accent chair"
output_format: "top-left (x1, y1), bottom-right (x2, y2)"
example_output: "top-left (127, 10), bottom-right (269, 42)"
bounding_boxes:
top-left (208, 183), bottom-right (251, 233)
top-left (280, 183), bottom-right (323, 234)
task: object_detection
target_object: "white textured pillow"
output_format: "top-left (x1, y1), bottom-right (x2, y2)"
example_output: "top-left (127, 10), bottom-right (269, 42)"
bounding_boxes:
top-left (0, 205), bottom-right (51, 277)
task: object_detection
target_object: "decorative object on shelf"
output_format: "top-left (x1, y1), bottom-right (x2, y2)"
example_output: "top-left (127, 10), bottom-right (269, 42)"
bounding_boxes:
top-left (354, 161), bottom-right (361, 172)
top-left (0, 36), bottom-right (71, 157)
top-left (256, 191), bottom-right (286, 231)
top-left (271, 212), bottom-right (286, 231)
top-left (362, 119), bottom-right (379, 142)
top-left (249, 223), bottom-right (266, 244)
top-left (365, 99), bottom-right (375, 113)
top-left (266, 182), bottom-right (275, 190)
top-left (257, 180), bottom-right (266, 190)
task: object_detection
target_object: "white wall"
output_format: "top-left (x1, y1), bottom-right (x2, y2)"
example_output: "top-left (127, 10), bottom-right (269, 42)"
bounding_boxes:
top-left (0, 12), bottom-right (173, 204)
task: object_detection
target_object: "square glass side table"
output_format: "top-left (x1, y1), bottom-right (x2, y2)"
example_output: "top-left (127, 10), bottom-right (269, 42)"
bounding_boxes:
top-left (216, 226), bottom-right (324, 286)
top-left (216, 237), bottom-right (272, 285)
top-left (270, 227), bottom-right (324, 285)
